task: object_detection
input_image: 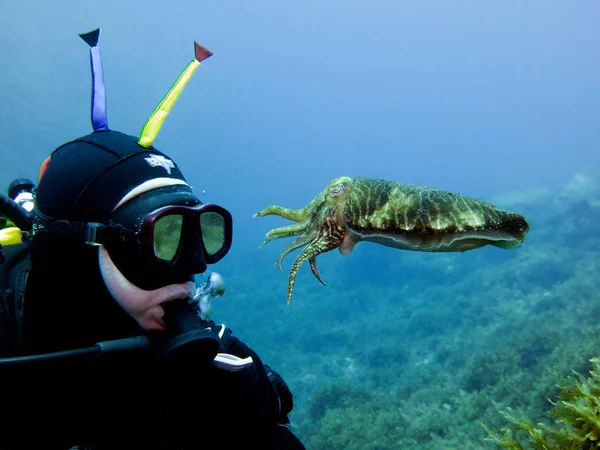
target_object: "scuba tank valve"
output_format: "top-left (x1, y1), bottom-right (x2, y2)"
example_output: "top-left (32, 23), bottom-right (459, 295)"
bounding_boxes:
top-left (0, 178), bottom-right (35, 233)
top-left (8, 178), bottom-right (35, 213)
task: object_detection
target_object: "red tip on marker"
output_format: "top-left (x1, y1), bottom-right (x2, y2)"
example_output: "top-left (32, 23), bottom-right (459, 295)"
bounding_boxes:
top-left (194, 42), bottom-right (213, 62)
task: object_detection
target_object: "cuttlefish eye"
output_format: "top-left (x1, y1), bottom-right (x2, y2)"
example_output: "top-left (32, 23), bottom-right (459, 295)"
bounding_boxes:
top-left (329, 182), bottom-right (347, 198)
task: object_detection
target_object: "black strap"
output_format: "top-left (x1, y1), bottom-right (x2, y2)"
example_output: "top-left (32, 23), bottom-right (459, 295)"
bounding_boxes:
top-left (36, 215), bottom-right (106, 246)
top-left (10, 253), bottom-right (30, 353)
top-left (0, 244), bottom-right (31, 356)
top-left (0, 194), bottom-right (31, 232)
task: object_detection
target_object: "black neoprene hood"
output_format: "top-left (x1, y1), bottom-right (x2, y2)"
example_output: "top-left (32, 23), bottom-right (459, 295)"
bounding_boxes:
top-left (35, 130), bottom-right (189, 223)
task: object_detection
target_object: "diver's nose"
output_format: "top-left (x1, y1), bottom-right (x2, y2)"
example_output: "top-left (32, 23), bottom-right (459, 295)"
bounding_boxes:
top-left (179, 232), bottom-right (207, 275)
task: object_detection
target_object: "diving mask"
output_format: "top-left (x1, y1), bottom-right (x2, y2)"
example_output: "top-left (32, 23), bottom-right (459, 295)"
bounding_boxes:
top-left (103, 186), bottom-right (233, 290)
top-left (35, 185), bottom-right (233, 290)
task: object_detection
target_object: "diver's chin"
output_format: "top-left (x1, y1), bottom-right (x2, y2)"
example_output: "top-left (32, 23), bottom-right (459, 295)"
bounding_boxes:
top-left (98, 246), bottom-right (195, 331)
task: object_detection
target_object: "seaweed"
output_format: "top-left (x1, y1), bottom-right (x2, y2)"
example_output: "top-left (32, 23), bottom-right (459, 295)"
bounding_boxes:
top-left (483, 357), bottom-right (600, 449)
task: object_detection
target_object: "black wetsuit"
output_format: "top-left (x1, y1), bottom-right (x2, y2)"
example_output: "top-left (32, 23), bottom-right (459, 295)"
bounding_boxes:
top-left (0, 243), bottom-right (305, 450)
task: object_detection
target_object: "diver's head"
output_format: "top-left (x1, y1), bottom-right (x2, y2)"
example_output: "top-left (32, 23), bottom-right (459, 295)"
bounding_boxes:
top-left (31, 31), bottom-right (230, 296)
top-left (34, 130), bottom-right (233, 292)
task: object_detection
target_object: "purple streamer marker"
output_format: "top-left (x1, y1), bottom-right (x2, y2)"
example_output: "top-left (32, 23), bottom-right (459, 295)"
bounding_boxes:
top-left (79, 29), bottom-right (108, 131)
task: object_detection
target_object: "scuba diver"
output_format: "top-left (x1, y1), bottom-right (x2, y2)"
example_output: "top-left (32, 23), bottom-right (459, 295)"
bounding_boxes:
top-left (0, 29), bottom-right (305, 449)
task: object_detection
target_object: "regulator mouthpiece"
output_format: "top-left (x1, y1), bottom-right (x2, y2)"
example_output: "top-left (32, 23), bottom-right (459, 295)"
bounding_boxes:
top-left (152, 299), bottom-right (219, 367)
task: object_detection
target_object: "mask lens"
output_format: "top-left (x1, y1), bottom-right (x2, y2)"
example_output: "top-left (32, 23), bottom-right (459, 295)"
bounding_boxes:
top-left (200, 211), bottom-right (226, 256)
top-left (153, 214), bottom-right (183, 261)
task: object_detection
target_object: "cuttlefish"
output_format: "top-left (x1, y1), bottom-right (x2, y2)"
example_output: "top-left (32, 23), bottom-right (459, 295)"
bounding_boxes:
top-left (254, 176), bottom-right (530, 305)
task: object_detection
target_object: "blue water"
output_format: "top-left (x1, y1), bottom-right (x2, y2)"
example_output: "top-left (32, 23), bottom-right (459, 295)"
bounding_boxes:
top-left (2, 1), bottom-right (600, 448)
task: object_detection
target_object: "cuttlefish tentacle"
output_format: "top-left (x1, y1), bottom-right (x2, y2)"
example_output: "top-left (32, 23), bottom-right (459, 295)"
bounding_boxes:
top-left (255, 176), bottom-right (530, 305)
top-left (277, 232), bottom-right (316, 271)
top-left (286, 216), bottom-right (346, 305)
top-left (254, 193), bottom-right (325, 222)
top-left (254, 196), bottom-right (326, 247)
top-left (309, 257), bottom-right (326, 286)
top-left (253, 205), bottom-right (307, 221)
top-left (259, 222), bottom-right (306, 247)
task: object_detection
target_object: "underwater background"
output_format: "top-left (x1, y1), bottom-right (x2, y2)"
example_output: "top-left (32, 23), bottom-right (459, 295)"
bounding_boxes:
top-left (2, 1), bottom-right (600, 448)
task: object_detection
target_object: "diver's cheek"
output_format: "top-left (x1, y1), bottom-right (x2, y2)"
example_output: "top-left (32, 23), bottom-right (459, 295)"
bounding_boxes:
top-left (98, 247), bottom-right (194, 331)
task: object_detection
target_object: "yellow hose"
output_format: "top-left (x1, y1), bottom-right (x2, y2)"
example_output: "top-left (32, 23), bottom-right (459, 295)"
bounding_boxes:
top-left (0, 227), bottom-right (23, 246)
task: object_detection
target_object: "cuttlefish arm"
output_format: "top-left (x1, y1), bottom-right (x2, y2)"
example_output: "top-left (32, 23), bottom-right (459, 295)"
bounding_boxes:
top-left (286, 216), bottom-right (346, 305)
top-left (254, 177), bottom-right (353, 304)
top-left (254, 193), bottom-right (325, 246)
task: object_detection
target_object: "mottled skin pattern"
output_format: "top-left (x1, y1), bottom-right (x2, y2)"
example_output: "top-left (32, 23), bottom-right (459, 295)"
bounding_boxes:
top-left (254, 176), bottom-right (530, 305)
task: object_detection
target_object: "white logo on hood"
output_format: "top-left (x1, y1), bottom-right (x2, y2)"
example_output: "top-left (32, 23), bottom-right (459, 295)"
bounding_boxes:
top-left (145, 154), bottom-right (175, 174)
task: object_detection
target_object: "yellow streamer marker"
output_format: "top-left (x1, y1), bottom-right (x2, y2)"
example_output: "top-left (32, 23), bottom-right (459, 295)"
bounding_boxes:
top-left (138, 42), bottom-right (213, 148)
